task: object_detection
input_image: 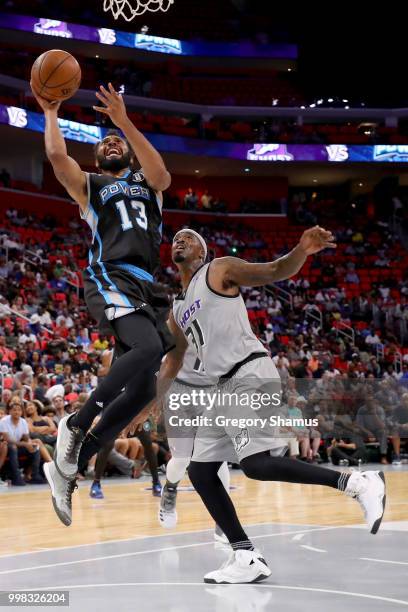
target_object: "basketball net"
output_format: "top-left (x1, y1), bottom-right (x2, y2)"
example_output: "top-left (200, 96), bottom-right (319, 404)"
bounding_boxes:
top-left (103, 0), bottom-right (174, 21)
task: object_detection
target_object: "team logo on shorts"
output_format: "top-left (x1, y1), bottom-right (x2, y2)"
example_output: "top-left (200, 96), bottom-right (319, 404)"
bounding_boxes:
top-left (234, 428), bottom-right (250, 453)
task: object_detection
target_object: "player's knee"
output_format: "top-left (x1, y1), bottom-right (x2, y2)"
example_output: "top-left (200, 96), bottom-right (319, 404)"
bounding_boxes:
top-left (240, 455), bottom-right (264, 480)
top-left (188, 461), bottom-right (215, 489)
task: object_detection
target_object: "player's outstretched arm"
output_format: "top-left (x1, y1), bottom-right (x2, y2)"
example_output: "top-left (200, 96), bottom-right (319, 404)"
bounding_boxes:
top-left (156, 311), bottom-right (188, 398)
top-left (209, 226), bottom-right (336, 291)
top-left (31, 84), bottom-right (87, 211)
top-left (93, 83), bottom-right (171, 192)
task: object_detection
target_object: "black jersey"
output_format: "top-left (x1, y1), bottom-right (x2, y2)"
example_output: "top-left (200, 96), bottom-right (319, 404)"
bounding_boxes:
top-left (82, 169), bottom-right (162, 275)
top-left (80, 169), bottom-right (174, 355)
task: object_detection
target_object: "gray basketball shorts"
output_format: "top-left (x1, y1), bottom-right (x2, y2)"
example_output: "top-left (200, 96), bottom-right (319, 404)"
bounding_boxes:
top-left (164, 380), bottom-right (214, 459)
top-left (191, 357), bottom-right (288, 463)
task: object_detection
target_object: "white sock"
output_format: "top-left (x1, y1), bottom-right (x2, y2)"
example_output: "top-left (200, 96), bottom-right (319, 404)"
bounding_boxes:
top-left (166, 457), bottom-right (190, 485)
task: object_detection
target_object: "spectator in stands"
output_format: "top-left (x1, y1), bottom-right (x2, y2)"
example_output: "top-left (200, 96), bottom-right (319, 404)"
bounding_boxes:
top-left (0, 429), bottom-right (7, 487)
top-left (18, 325), bottom-right (37, 346)
top-left (345, 269), bottom-right (360, 284)
top-left (356, 398), bottom-right (388, 464)
top-left (272, 350), bottom-right (290, 369)
top-left (327, 436), bottom-right (367, 466)
top-left (374, 251), bottom-right (390, 268)
top-left (14, 364), bottom-right (34, 391)
top-left (76, 328), bottom-right (91, 351)
top-left (0, 334), bottom-right (15, 364)
top-left (13, 349), bottom-right (31, 371)
top-left (0, 256), bottom-right (8, 280)
top-left (45, 385), bottom-right (66, 425)
top-left (0, 398), bottom-right (44, 485)
top-left (317, 400), bottom-right (336, 441)
top-left (37, 305), bottom-right (52, 328)
top-left (201, 190), bottom-right (213, 211)
top-left (365, 329), bottom-right (381, 346)
top-left (390, 393), bottom-right (408, 464)
top-left (268, 299), bottom-right (282, 317)
top-left (184, 188), bottom-right (198, 210)
top-left (93, 335), bottom-right (109, 352)
top-left (264, 323), bottom-right (274, 346)
top-left (56, 308), bottom-right (74, 330)
top-left (308, 351), bottom-right (320, 374)
top-left (34, 374), bottom-right (49, 404)
top-left (286, 394), bottom-right (309, 460)
top-left (0, 168), bottom-right (10, 188)
top-left (24, 400), bottom-right (56, 459)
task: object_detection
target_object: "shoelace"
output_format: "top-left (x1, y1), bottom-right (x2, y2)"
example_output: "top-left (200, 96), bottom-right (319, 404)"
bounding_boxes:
top-left (162, 490), bottom-right (177, 511)
top-left (65, 479), bottom-right (78, 507)
top-left (65, 428), bottom-right (82, 462)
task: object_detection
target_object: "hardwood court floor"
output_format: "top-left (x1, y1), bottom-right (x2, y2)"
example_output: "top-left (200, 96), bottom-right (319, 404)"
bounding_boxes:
top-left (1, 467), bottom-right (406, 556)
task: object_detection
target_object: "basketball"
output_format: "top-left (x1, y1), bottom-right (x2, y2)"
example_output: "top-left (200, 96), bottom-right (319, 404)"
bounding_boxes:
top-left (30, 49), bottom-right (81, 102)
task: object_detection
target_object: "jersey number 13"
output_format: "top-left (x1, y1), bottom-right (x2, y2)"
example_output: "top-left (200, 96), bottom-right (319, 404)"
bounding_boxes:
top-left (115, 199), bottom-right (148, 231)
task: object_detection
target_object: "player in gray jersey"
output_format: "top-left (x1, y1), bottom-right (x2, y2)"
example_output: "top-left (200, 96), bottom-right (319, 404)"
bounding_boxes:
top-left (159, 343), bottom-right (229, 541)
top-left (154, 227), bottom-right (386, 584)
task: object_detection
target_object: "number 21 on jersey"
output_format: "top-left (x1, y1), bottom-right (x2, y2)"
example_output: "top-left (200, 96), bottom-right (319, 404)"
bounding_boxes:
top-left (185, 319), bottom-right (205, 372)
top-left (115, 199), bottom-right (148, 231)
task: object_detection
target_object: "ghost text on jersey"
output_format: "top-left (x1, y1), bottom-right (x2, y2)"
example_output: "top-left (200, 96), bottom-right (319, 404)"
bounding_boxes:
top-left (100, 182), bottom-right (150, 205)
top-left (179, 299), bottom-right (202, 329)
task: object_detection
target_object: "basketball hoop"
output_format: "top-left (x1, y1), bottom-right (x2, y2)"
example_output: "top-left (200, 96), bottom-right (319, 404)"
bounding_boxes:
top-left (103, 0), bottom-right (174, 21)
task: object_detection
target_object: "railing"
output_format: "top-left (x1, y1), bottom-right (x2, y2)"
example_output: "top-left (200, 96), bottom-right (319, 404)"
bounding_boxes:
top-left (0, 303), bottom-right (52, 337)
top-left (0, 226), bottom-right (81, 298)
top-left (304, 304), bottom-right (323, 329)
top-left (62, 269), bottom-right (80, 299)
top-left (266, 284), bottom-right (293, 310)
top-left (334, 320), bottom-right (355, 345)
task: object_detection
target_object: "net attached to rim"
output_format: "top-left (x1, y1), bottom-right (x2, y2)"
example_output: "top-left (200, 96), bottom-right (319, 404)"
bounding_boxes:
top-left (103, 0), bottom-right (174, 21)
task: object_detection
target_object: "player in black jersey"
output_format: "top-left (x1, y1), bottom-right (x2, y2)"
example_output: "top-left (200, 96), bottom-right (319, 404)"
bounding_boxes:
top-left (31, 82), bottom-right (173, 526)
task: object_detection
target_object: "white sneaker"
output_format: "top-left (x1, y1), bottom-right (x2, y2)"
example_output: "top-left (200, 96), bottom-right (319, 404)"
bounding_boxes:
top-left (158, 484), bottom-right (178, 528)
top-left (345, 470), bottom-right (386, 534)
top-left (54, 415), bottom-right (85, 479)
top-left (204, 549), bottom-right (271, 584)
top-left (44, 461), bottom-right (78, 527)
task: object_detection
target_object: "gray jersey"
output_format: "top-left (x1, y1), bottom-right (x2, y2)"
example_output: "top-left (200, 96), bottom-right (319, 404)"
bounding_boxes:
top-left (176, 342), bottom-right (216, 386)
top-left (173, 263), bottom-right (267, 378)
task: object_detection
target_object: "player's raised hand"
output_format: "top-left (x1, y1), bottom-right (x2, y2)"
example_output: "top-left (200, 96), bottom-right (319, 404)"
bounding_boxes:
top-left (299, 226), bottom-right (336, 255)
top-left (30, 81), bottom-right (61, 112)
top-left (93, 82), bottom-right (128, 128)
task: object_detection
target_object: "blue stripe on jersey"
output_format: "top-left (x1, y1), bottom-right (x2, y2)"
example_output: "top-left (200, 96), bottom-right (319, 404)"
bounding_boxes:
top-left (94, 231), bottom-right (133, 308)
top-left (86, 265), bottom-right (111, 305)
top-left (112, 260), bottom-right (154, 283)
